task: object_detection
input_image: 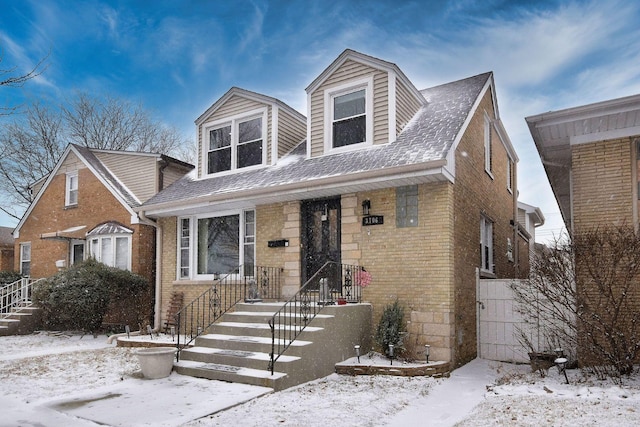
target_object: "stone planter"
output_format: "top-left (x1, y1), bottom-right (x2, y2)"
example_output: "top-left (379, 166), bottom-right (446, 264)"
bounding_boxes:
top-left (135, 346), bottom-right (177, 379)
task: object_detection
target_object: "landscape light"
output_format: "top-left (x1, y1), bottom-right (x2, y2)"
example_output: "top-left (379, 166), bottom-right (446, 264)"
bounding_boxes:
top-left (425, 344), bottom-right (431, 363)
top-left (354, 345), bottom-right (361, 363)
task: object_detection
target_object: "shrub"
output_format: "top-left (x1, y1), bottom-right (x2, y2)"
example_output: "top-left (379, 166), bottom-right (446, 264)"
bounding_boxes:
top-left (375, 300), bottom-right (406, 358)
top-left (0, 271), bottom-right (23, 284)
top-left (32, 258), bottom-right (148, 333)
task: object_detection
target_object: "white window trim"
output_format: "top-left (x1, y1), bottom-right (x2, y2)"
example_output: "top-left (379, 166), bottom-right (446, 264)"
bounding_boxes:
top-left (201, 108), bottom-right (268, 177)
top-left (480, 216), bottom-right (494, 274)
top-left (177, 217), bottom-right (191, 280)
top-left (19, 242), bottom-right (31, 276)
top-left (65, 172), bottom-right (78, 207)
top-left (506, 159), bottom-right (513, 193)
top-left (178, 209), bottom-right (256, 281)
top-left (323, 76), bottom-right (374, 154)
top-left (89, 234), bottom-right (132, 270)
top-left (484, 112), bottom-right (493, 178)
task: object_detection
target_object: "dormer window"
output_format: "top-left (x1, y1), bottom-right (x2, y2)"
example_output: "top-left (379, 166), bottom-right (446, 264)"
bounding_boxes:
top-left (324, 77), bottom-right (373, 153)
top-left (204, 109), bottom-right (266, 175)
top-left (333, 89), bottom-right (365, 147)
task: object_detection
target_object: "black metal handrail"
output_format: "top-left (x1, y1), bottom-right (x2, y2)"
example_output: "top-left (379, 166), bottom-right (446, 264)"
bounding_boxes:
top-left (174, 265), bottom-right (282, 361)
top-left (268, 262), bottom-right (365, 374)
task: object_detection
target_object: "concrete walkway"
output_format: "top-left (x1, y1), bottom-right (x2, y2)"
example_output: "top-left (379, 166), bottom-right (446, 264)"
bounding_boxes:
top-left (386, 359), bottom-right (498, 427)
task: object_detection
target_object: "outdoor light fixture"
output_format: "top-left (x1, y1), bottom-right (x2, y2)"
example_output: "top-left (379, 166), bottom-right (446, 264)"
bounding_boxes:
top-left (555, 356), bottom-right (569, 384)
top-left (362, 200), bottom-right (371, 216)
top-left (125, 325), bottom-right (130, 339)
top-left (147, 325), bottom-right (153, 339)
top-left (197, 326), bottom-right (203, 336)
top-left (170, 326), bottom-right (176, 342)
top-left (554, 348), bottom-right (564, 358)
top-left (354, 345), bottom-right (361, 363)
top-left (389, 344), bottom-right (395, 365)
top-left (425, 344), bottom-right (431, 363)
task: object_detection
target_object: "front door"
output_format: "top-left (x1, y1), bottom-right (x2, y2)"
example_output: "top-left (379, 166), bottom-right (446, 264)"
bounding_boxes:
top-left (301, 197), bottom-right (341, 286)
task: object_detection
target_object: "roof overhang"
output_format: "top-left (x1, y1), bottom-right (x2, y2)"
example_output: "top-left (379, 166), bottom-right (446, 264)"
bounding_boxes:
top-left (526, 93), bottom-right (640, 230)
top-left (140, 160), bottom-right (450, 217)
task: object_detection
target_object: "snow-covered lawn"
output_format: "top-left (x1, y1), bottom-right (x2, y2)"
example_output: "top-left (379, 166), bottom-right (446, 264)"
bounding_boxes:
top-left (1, 332), bottom-right (640, 426)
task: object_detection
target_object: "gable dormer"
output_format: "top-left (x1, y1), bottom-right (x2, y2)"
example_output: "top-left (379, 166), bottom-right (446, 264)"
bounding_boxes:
top-left (305, 49), bottom-right (426, 158)
top-left (195, 87), bottom-right (306, 179)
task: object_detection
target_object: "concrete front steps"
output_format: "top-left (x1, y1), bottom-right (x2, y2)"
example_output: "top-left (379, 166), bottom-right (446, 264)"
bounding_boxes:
top-left (174, 301), bottom-right (372, 391)
top-left (0, 305), bottom-right (42, 336)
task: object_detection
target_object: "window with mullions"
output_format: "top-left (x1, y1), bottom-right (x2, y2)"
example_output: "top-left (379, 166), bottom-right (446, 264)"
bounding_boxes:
top-left (206, 115), bottom-right (264, 174)
top-left (188, 210), bottom-right (255, 278)
top-left (396, 185), bottom-right (419, 227)
top-left (333, 89), bottom-right (366, 148)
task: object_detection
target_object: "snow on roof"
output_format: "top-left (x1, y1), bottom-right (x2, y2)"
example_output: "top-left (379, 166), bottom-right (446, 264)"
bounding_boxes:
top-left (142, 72), bottom-right (492, 212)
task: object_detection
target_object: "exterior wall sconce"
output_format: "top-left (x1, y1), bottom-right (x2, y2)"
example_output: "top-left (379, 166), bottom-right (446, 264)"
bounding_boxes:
top-left (425, 344), bottom-right (431, 363)
top-left (354, 345), bottom-right (361, 363)
top-left (362, 200), bottom-right (371, 216)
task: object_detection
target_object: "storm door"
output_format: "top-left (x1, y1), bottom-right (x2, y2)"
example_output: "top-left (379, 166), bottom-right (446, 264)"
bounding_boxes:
top-left (301, 198), bottom-right (341, 287)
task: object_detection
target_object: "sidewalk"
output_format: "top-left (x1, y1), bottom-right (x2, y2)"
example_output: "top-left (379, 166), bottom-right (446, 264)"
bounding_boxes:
top-left (386, 359), bottom-right (498, 427)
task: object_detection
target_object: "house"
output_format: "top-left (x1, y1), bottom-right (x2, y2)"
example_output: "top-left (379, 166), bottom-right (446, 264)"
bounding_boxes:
top-left (12, 144), bottom-right (194, 325)
top-left (517, 201), bottom-right (545, 265)
top-left (0, 226), bottom-right (15, 272)
top-left (526, 93), bottom-right (640, 366)
top-left (527, 94), bottom-right (640, 232)
top-left (140, 49), bottom-right (530, 369)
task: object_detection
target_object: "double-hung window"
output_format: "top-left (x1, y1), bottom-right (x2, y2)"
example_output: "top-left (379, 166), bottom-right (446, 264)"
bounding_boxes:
top-left (178, 210), bottom-right (255, 280)
top-left (205, 110), bottom-right (266, 175)
top-left (480, 216), bottom-right (494, 274)
top-left (325, 77), bottom-right (372, 152)
top-left (20, 243), bottom-right (31, 276)
top-left (65, 172), bottom-right (78, 206)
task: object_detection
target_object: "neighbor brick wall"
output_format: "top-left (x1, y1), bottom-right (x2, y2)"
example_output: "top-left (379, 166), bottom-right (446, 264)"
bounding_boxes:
top-left (571, 138), bottom-right (634, 231)
top-left (0, 247), bottom-right (14, 272)
top-left (15, 165), bottom-right (156, 326)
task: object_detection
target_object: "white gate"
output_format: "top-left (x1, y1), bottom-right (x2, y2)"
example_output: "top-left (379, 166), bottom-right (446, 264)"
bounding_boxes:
top-left (476, 275), bottom-right (529, 363)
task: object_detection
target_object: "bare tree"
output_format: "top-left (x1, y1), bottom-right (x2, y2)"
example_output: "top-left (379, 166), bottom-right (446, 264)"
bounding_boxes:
top-left (0, 93), bottom-right (192, 220)
top-left (1, 48), bottom-right (49, 115)
top-left (512, 225), bottom-right (640, 381)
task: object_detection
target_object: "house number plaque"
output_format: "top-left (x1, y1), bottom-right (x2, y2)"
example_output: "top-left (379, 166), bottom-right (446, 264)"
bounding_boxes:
top-left (362, 215), bottom-right (384, 226)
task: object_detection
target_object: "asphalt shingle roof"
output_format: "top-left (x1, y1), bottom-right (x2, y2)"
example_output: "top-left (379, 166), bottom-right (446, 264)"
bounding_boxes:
top-left (143, 72), bottom-right (492, 209)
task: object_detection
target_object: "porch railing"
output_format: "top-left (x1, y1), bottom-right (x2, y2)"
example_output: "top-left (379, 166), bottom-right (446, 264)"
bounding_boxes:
top-left (174, 265), bottom-right (283, 361)
top-left (0, 278), bottom-right (43, 318)
top-left (267, 262), bottom-right (365, 374)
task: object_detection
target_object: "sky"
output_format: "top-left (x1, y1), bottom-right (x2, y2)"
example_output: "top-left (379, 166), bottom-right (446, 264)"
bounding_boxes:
top-left (1, 0), bottom-right (640, 243)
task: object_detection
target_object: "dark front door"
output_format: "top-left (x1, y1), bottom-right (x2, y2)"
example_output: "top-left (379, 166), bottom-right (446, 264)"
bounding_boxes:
top-left (301, 197), bottom-right (341, 286)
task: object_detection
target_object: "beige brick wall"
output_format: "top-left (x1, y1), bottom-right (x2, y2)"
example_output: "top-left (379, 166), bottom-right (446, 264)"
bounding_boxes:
top-left (572, 138), bottom-right (634, 231)
top-left (450, 90), bottom-right (521, 366)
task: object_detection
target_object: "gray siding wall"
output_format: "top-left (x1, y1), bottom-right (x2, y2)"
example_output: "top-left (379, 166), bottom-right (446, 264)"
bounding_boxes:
top-left (396, 80), bottom-right (422, 136)
top-left (278, 108), bottom-right (306, 157)
top-left (94, 152), bottom-right (158, 203)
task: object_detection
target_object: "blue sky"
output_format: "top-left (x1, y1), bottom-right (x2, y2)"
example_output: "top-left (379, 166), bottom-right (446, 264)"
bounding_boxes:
top-left (2, 0), bottom-right (640, 243)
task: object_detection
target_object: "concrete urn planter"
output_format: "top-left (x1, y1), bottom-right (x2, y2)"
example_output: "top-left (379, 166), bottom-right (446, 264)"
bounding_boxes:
top-left (135, 347), bottom-right (177, 379)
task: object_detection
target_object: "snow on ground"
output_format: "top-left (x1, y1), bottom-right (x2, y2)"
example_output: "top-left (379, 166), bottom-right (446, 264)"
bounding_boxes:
top-left (1, 332), bottom-right (640, 426)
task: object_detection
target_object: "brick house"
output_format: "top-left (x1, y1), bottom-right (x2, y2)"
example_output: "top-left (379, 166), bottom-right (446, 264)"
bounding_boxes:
top-left (12, 144), bottom-right (193, 325)
top-left (141, 49), bottom-right (531, 367)
top-left (0, 226), bottom-right (15, 272)
top-left (527, 93), bottom-right (640, 364)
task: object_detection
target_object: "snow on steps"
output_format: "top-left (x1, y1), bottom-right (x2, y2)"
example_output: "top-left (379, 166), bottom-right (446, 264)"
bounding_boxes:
top-left (173, 301), bottom-right (373, 391)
